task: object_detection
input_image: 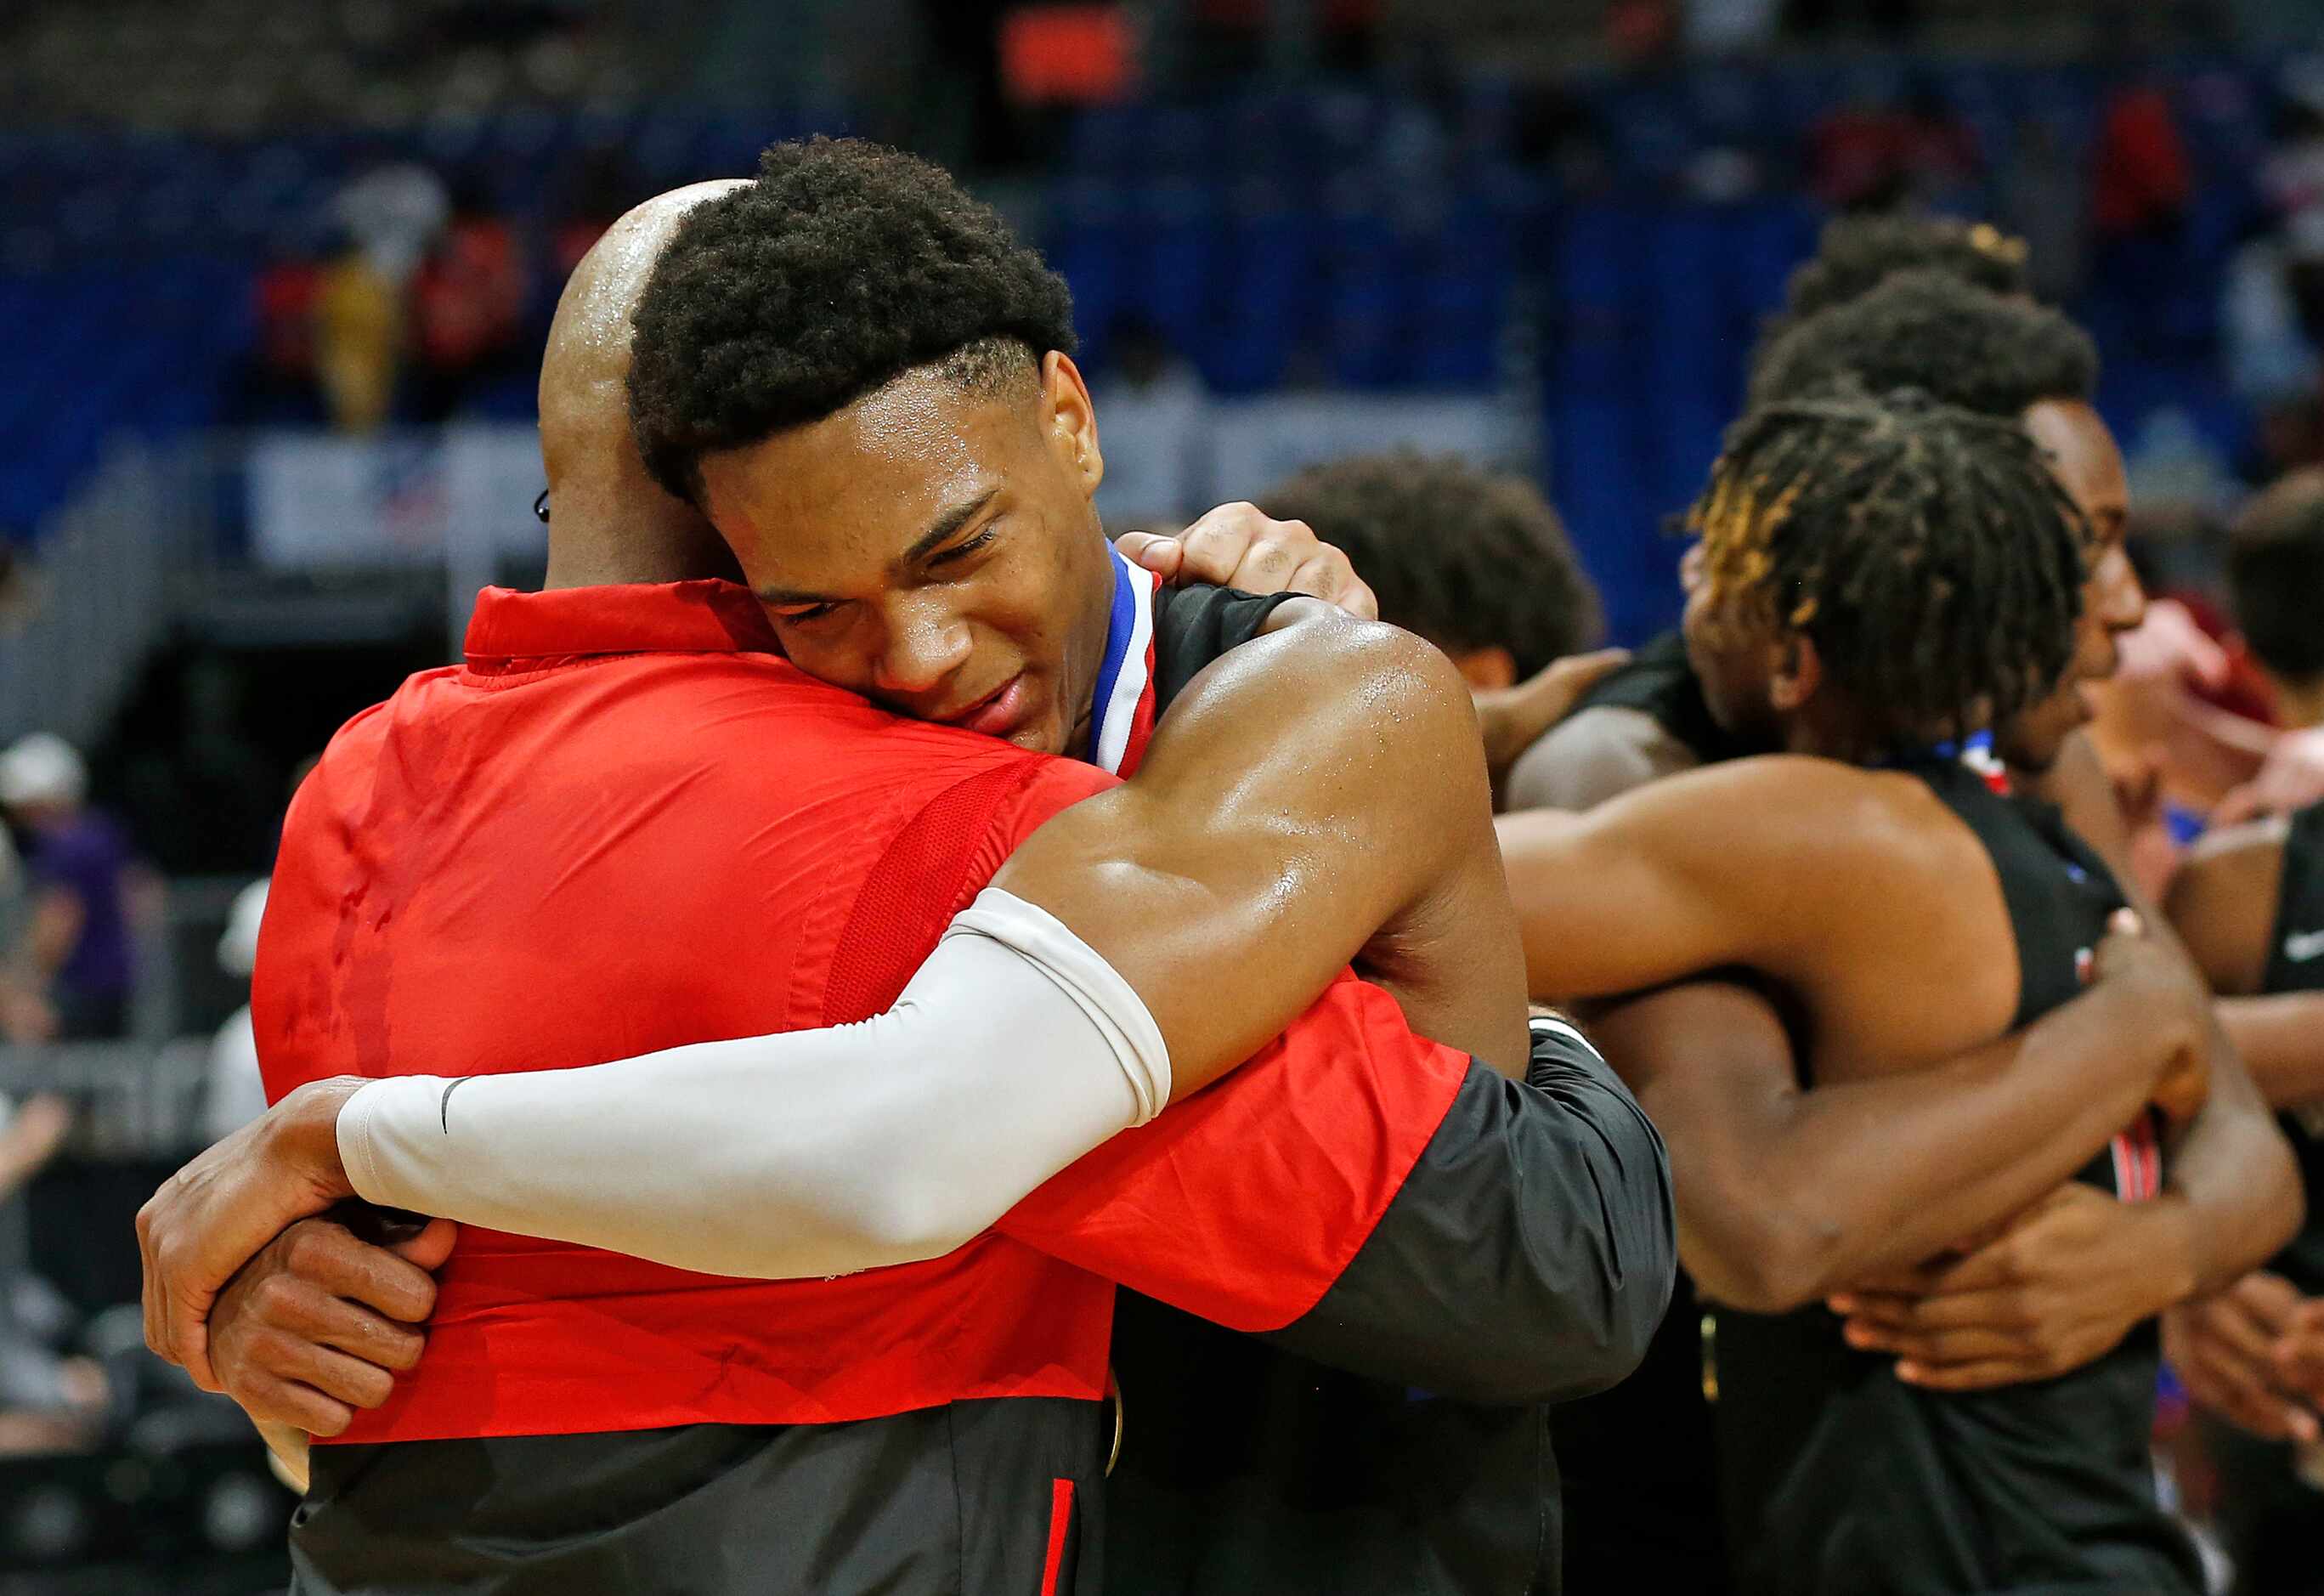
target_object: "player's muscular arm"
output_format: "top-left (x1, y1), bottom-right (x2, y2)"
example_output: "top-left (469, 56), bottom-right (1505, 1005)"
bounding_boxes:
top-left (1593, 935), bottom-right (2210, 1315)
top-left (998, 607), bottom-right (1530, 1074)
top-left (1493, 756), bottom-right (1986, 1016)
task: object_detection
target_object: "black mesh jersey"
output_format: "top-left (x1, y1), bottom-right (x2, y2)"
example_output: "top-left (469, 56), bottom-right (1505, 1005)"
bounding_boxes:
top-left (1714, 757), bottom-right (2201, 1596)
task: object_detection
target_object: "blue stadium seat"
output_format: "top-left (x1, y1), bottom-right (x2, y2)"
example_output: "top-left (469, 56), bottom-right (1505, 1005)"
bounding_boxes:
top-left (1547, 394), bottom-right (1672, 646)
top-left (1128, 179), bottom-right (1222, 352)
top-left (1552, 204), bottom-right (1645, 325)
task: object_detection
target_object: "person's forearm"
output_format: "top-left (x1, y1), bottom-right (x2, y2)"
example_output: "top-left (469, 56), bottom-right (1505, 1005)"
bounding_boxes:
top-left (1635, 978), bottom-right (2191, 1312)
top-left (2216, 994), bottom-right (2324, 1111)
top-left (1501, 707), bottom-right (1702, 814)
top-left (2165, 1022), bottom-right (2304, 1299)
top-left (1258, 1022), bottom-right (1675, 1404)
top-left (340, 894), bottom-right (1166, 1278)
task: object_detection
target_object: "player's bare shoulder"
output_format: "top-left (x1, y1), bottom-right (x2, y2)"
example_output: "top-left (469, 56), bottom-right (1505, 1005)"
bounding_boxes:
top-left (1658, 753), bottom-right (1978, 863)
top-left (1165, 598), bottom-right (1481, 767)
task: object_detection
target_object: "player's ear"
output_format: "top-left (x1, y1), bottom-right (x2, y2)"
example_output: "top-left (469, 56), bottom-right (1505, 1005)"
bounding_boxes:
top-left (1768, 633), bottom-right (1821, 712)
top-left (1452, 647), bottom-right (1518, 692)
top-left (1041, 351), bottom-right (1104, 495)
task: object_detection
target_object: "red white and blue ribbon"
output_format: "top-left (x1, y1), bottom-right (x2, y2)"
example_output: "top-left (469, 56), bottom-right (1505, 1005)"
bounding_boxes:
top-left (1959, 733), bottom-right (2011, 795)
top-left (1086, 545), bottom-right (1160, 777)
top-left (2110, 1110), bottom-right (2164, 1203)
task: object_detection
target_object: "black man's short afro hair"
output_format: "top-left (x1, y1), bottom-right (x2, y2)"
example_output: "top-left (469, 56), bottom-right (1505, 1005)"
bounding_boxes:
top-left (1747, 269), bottom-right (2097, 422)
top-left (1259, 450), bottom-right (1602, 678)
top-left (628, 137), bottom-right (1079, 504)
top-left (1748, 212), bottom-right (2032, 375)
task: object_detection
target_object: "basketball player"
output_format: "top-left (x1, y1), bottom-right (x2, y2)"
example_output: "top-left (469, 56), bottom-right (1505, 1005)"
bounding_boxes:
top-left (1488, 388), bottom-right (2297, 1594)
top-left (142, 150), bottom-right (1673, 1594)
top-left (1517, 269), bottom-right (2130, 811)
top-left (1513, 269), bottom-right (2186, 1590)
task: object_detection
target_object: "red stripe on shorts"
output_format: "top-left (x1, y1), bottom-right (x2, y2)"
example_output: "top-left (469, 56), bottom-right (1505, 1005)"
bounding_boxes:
top-left (1039, 1477), bottom-right (1075, 1596)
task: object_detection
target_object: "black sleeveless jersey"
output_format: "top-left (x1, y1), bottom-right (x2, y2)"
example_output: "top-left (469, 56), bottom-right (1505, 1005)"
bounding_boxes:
top-left (1114, 584), bottom-right (1643, 1596)
top-left (2262, 801), bottom-right (2324, 1296)
top-left (1714, 757), bottom-right (2201, 1596)
top-left (1567, 630), bottom-right (1756, 766)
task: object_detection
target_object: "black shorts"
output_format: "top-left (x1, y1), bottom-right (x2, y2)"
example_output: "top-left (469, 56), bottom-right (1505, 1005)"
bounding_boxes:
top-left (291, 1398), bottom-right (1108, 1595)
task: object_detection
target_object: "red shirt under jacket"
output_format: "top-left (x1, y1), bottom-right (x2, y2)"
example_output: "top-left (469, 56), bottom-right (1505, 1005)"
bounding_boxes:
top-left (256, 580), bottom-right (1470, 1443)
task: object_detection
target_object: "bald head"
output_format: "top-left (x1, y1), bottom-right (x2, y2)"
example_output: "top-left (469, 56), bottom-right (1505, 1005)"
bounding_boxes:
top-left (539, 180), bottom-right (749, 589)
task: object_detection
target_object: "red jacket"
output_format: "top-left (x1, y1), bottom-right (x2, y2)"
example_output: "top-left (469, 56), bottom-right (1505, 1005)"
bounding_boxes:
top-left (257, 579), bottom-right (1470, 1444)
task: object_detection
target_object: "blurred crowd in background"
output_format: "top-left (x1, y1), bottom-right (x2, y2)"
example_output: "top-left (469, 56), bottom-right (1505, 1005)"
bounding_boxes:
top-left (7, 0), bottom-right (2324, 1588)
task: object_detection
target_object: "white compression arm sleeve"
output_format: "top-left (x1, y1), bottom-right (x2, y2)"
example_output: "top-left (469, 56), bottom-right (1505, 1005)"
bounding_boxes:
top-left (335, 888), bottom-right (1168, 1279)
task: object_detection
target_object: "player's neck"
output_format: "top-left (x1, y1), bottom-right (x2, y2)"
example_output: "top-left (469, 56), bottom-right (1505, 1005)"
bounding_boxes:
top-left (542, 521), bottom-right (741, 591)
top-left (1774, 700), bottom-right (1874, 763)
top-left (1060, 560), bottom-right (1122, 765)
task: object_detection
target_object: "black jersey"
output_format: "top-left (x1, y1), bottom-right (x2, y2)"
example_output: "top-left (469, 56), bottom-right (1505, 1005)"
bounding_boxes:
top-left (1114, 585), bottom-right (1677, 1595)
top-left (1149, 582), bottom-right (1300, 710)
top-left (1567, 630), bottom-right (1756, 766)
top-left (2261, 801), bottom-right (2324, 1296)
top-left (1714, 758), bottom-right (2200, 1596)
top-left (1551, 1281), bottom-right (1729, 1592)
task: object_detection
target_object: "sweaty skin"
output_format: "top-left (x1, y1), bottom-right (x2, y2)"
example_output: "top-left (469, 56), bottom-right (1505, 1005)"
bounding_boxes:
top-left (1584, 946), bottom-right (2203, 1315)
top-left (992, 604), bottom-right (1530, 1076)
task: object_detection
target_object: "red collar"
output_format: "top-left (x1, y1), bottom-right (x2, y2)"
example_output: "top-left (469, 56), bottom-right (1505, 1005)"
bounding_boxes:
top-left (463, 581), bottom-right (782, 664)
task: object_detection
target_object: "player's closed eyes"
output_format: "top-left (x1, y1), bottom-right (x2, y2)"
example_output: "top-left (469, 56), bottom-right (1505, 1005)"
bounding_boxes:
top-left (928, 525), bottom-right (999, 569)
top-left (775, 527), bottom-right (1003, 625)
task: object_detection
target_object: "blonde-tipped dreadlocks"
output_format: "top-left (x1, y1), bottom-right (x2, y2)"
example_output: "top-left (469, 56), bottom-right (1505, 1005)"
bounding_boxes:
top-left (1689, 385), bottom-right (2089, 751)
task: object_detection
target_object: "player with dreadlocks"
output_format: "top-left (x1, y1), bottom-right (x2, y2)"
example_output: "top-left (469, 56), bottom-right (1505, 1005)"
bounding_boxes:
top-left (1744, 269), bottom-right (2142, 779)
top-left (1532, 272), bottom-right (2285, 1592)
top-left (1490, 385), bottom-right (2294, 1594)
top-left (1521, 269), bottom-right (2132, 812)
top-left (1508, 218), bottom-right (2040, 804)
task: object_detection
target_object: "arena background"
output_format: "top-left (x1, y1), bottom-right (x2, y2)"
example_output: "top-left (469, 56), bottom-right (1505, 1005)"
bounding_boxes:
top-left (1, 0), bottom-right (2318, 1588)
